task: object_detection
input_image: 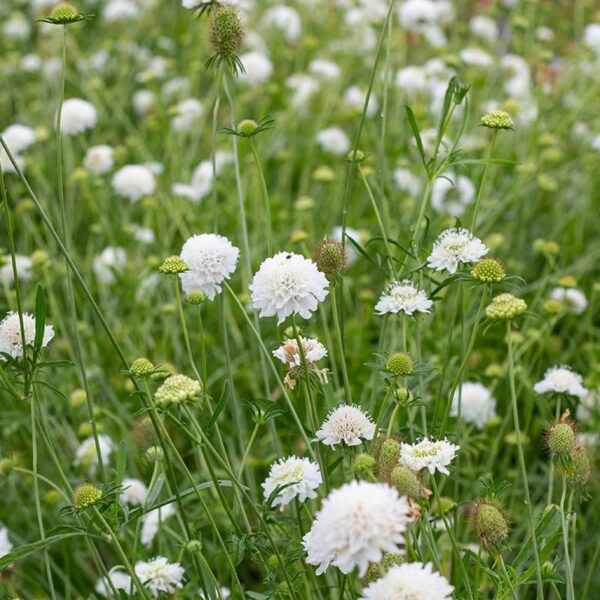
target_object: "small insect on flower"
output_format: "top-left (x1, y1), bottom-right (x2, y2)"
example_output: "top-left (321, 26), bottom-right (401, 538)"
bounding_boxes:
top-left (134, 556), bottom-right (185, 597)
top-left (316, 404), bottom-right (375, 447)
top-left (427, 228), bottom-right (488, 274)
top-left (399, 438), bottom-right (459, 476)
top-left (273, 337), bottom-right (328, 388)
top-left (262, 456), bottom-right (322, 510)
top-left (0, 312), bottom-right (55, 360)
top-left (375, 281), bottom-right (433, 316)
top-left (360, 561), bottom-right (454, 600)
top-left (303, 481), bottom-right (413, 576)
top-left (250, 252), bottom-right (329, 324)
top-left (533, 365), bottom-right (588, 399)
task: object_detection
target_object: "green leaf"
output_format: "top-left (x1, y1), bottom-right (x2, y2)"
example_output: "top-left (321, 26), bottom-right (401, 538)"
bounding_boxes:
top-left (33, 284), bottom-right (47, 355)
top-left (405, 105), bottom-right (428, 174)
top-left (206, 380), bottom-right (230, 432)
top-left (0, 533), bottom-right (87, 570)
top-left (145, 474), bottom-right (166, 508)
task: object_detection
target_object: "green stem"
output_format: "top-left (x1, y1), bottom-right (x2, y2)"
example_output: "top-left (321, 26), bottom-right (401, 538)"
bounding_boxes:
top-left (330, 286), bottom-right (352, 404)
top-left (560, 475), bottom-right (575, 600)
top-left (471, 130), bottom-right (497, 232)
top-left (249, 137), bottom-right (272, 256)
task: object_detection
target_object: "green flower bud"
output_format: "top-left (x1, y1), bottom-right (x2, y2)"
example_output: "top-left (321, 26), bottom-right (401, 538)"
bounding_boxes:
top-left (130, 358), bottom-right (155, 377)
top-left (471, 258), bottom-right (506, 283)
top-left (313, 238), bottom-right (346, 280)
top-left (186, 291), bottom-right (207, 305)
top-left (73, 483), bottom-right (102, 510)
top-left (558, 446), bottom-right (592, 489)
top-left (69, 389), bottom-right (87, 409)
top-left (385, 352), bottom-right (414, 377)
top-left (158, 255), bottom-right (189, 274)
top-left (353, 453), bottom-right (376, 477)
top-left (485, 293), bottom-right (527, 320)
top-left (237, 119), bottom-right (258, 136)
top-left (186, 539), bottom-right (203, 554)
top-left (155, 374), bottom-right (202, 405)
top-left (546, 412), bottom-right (576, 460)
top-left (0, 458), bottom-right (15, 476)
top-left (377, 438), bottom-right (401, 480)
top-left (470, 499), bottom-right (510, 549)
top-left (50, 2), bottom-right (79, 22)
top-left (145, 445), bottom-right (165, 463)
top-left (481, 110), bottom-right (514, 130)
top-left (390, 465), bottom-right (422, 498)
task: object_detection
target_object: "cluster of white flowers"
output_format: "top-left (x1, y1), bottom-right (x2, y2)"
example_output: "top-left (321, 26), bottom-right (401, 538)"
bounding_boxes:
top-left (400, 438), bottom-right (459, 475)
top-left (303, 481), bottom-right (412, 575)
top-left (0, 312), bottom-right (54, 360)
top-left (316, 127), bottom-right (350, 156)
top-left (93, 246), bottom-right (127, 285)
top-left (375, 281), bottom-right (433, 316)
top-left (427, 228), bottom-right (488, 274)
top-left (451, 382), bottom-right (497, 430)
top-left (1, 123), bottom-right (36, 173)
top-left (0, 524), bottom-right (13, 559)
top-left (84, 145), bottom-right (114, 175)
top-left (316, 404), bottom-right (375, 447)
top-left (0, 254), bottom-right (33, 287)
top-left (135, 556), bottom-right (185, 597)
top-left (534, 365), bottom-right (588, 398)
top-left (172, 151), bottom-right (233, 202)
top-left (262, 456), bottom-right (322, 509)
top-left (95, 569), bottom-right (132, 597)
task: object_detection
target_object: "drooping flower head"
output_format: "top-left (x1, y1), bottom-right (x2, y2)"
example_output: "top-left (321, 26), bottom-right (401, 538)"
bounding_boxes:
top-left (451, 382), bottom-right (496, 430)
top-left (375, 281), bottom-right (433, 316)
top-left (427, 228), bottom-right (488, 274)
top-left (0, 312), bottom-right (55, 360)
top-left (303, 481), bottom-right (413, 576)
top-left (316, 404), bottom-right (375, 447)
top-left (533, 365), bottom-right (588, 399)
top-left (250, 252), bottom-right (329, 324)
top-left (273, 336), bottom-right (328, 388)
top-left (135, 556), bottom-right (185, 597)
top-left (399, 438), bottom-right (459, 476)
top-left (179, 234), bottom-right (240, 300)
top-left (262, 456), bottom-right (322, 510)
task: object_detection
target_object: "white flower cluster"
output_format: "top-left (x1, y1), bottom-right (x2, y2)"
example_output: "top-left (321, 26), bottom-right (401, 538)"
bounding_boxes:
top-left (375, 281), bottom-right (433, 316)
top-left (534, 365), bottom-right (588, 398)
top-left (451, 382), bottom-right (497, 430)
top-left (316, 404), bottom-right (375, 447)
top-left (427, 228), bottom-right (488, 274)
top-left (135, 556), bottom-right (185, 597)
top-left (273, 336), bottom-right (328, 388)
top-left (400, 438), bottom-right (459, 475)
top-left (0, 312), bottom-right (54, 360)
top-left (262, 456), bottom-right (322, 510)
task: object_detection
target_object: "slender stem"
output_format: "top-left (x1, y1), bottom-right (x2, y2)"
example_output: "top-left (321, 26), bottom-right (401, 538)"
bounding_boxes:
top-left (560, 475), bottom-right (575, 600)
top-left (211, 70), bottom-right (222, 233)
top-left (497, 554), bottom-right (518, 600)
top-left (471, 129), bottom-right (497, 232)
top-left (249, 138), bottom-right (272, 256)
top-left (330, 286), bottom-right (352, 404)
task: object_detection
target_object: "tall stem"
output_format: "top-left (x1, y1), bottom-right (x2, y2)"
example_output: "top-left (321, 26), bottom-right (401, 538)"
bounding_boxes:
top-left (249, 138), bottom-right (272, 256)
top-left (471, 130), bottom-right (497, 232)
top-left (330, 286), bottom-right (352, 404)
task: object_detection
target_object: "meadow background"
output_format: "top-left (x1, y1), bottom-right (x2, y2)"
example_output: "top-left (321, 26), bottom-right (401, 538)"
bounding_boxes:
top-left (1, 0), bottom-right (600, 598)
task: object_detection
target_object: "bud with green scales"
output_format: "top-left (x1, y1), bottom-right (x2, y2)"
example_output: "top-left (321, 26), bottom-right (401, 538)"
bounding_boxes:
top-left (546, 410), bottom-right (576, 461)
top-left (481, 110), bottom-right (514, 130)
top-left (390, 465), bottom-right (422, 498)
top-left (73, 483), bottom-right (102, 509)
top-left (385, 352), bottom-right (414, 377)
top-left (313, 238), bottom-right (346, 281)
top-left (158, 255), bottom-right (189, 274)
top-left (130, 358), bottom-right (155, 377)
top-left (376, 438), bottom-right (401, 480)
top-left (470, 498), bottom-right (510, 549)
top-left (471, 258), bottom-right (506, 283)
top-left (485, 293), bottom-right (527, 320)
top-left (155, 374), bottom-right (202, 405)
top-left (207, 5), bottom-right (245, 74)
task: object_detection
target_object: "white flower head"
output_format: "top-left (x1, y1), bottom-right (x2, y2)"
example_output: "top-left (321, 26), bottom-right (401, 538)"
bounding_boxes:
top-left (549, 287), bottom-right (588, 315)
top-left (316, 404), bottom-right (375, 447)
top-left (303, 481), bottom-right (412, 576)
top-left (2, 124), bottom-right (36, 154)
top-left (84, 145), bottom-right (114, 175)
top-left (250, 252), bottom-right (329, 324)
top-left (112, 165), bottom-right (156, 202)
top-left (451, 382), bottom-right (496, 429)
top-left (74, 434), bottom-right (114, 473)
top-left (316, 127), bottom-right (350, 156)
top-left (171, 98), bottom-right (204, 132)
top-left (533, 365), bottom-right (588, 399)
top-left (0, 524), bottom-right (13, 559)
top-left (60, 99), bottom-right (97, 136)
top-left (400, 437), bottom-right (459, 475)
top-left (141, 504), bottom-right (176, 548)
top-left (0, 312), bottom-right (54, 361)
top-left (360, 561), bottom-right (454, 599)
top-left (120, 478), bottom-right (148, 506)
top-left (0, 254), bottom-right (33, 287)
top-left (431, 173), bottom-right (475, 217)
top-left (95, 569), bottom-right (133, 597)
top-left (262, 456), bottom-right (322, 510)
top-left (273, 337), bottom-right (328, 389)
top-left (375, 280), bottom-right (433, 316)
top-left (179, 234), bottom-right (240, 300)
top-left (427, 228), bottom-right (488, 274)
top-left (93, 246), bottom-right (126, 285)
top-left (239, 51), bottom-right (274, 86)
top-left (135, 556), bottom-right (185, 598)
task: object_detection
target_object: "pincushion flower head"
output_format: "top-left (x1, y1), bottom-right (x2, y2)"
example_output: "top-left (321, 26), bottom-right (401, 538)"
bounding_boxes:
top-left (534, 365), bottom-right (588, 399)
top-left (262, 456), bottom-right (322, 510)
top-left (549, 287), bottom-right (587, 315)
top-left (303, 480), bottom-right (412, 576)
top-left (360, 561), bottom-right (454, 600)
top-left (273, 336), bottom-right (328, 388)
top-left (179, 234), bottom-right (239, 300)
top-left (375, 280), bottom-right (433, 316)
top-left (451, 382), bottom-right (497, 429)
top-left (95, 569), bottom-right (132, 597)
top-left (84, 145), bottom-right (114, 175)
top-left (112, 164), bottom-right (156, 201)
top-left (134, 556), bottom-right (184, 597)
top-left (0, 312), bottom-right (55, 361)
top-left (59, 98), bottom-right (97, 135)
top-left (400, 438), bottom-right (459, 475)
top-left (74, 434), bottom-right (114, 473)
top-left (119, 478), bottom-right (148, 506)
top-left (427, 228), bottom-right (488, 274)
top-left (250, 252), bottom-right (329, 324)
top-left (316, 404), bottom-right (375, 447)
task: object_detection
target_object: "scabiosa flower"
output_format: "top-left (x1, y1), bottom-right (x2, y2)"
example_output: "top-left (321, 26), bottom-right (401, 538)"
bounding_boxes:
top-left (316, 127), bottom-right (350, 156)
top-left (75, 434), bottom-right (114, 473)
top-left (316, 404), bottom-right (375, 447)
top-left (135, 556), bottom-right (184, 597)
top-left (0, 524), bottom-right (13, 559)
top-left (0, 312), bottom-right (55, 360)
top-left (375, 281), bottom-right (433, 316)
top-left (273, 337), bottom-right (328, 388)
top-left (0, 254), bottom-right (33, 286)
top-left (533, 365), bottom-right (588, 399)
top-left (112, 164), bottom-right (156, 201)
top-left (250, 252), bottom-right (329, 324)
top-left (303, 481), bottom-right (412, 576)
top-left (427, 228), bottom-right (488, 274)
top-left (59, 98), bottom-right (97, 135)
top-left (430, 173), bottom-right (475, 217)
top-left (141, 504), bottom-right (176, 547)
top-left (95, 569), bottom-right (132, 597)
top-left (179, 234), bottom-right (239, 300)
top-left (360, 562), bottom-right (454, 599)
top-left (451, 382), bottom-right (497, 429)
top-left (262, 456), bottom-right (322, 510)
top-left (84, 145), bottom-right (114, 175)
top-left (120, 478), bottom-right (148, 506)
top-left (485, 293), bottom-right (527, 320)
top-left (549, 287), bottom-right (588, 315)
top-left (399, 438), bottom-right (459, 476)
top-left (93, 246), bottom-right (126, 285)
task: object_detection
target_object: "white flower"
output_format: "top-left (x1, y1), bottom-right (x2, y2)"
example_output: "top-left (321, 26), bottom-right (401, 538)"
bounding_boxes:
top-left (393, 168), bottom-right (421, 196)
top-left (74, 434), bottom-right (114, 473)
top-left (316, 127), bottom-right (350, 156)
top-left (133, 90), bottom-right (156, 117)
top-left (199, 588), bottom-right (231, 600)
top-left (395, 65), bottom-right (428, 95)
top-left (427, 228), bottom-right (488, 274)
top-left (331, 226), bottom-right (363, 266)
top-left (171, 98), bottom-right (204, 132)
top-left (309, 59), bottom-right (341, 80)
top-left (112, 165), bottom-right (156, 201)
top-left (120, 478), bottom-right (148, 506)
top-left (0, 524), bottom-right (13, 559)
top-left (533, 366), bottom-right (588, 399)
top-left (2, 124), bottom-right (36, 154)
top-left (360, 562), bottom-right (454, 599)
top-left (343, 86), bottom-right (378, 116)
top-left (135, 556), bottom-right (185, 598)
top-left (84, 145), bottom-right (114, 175)
top-left (93, 246), bottom-right (126, 285)
top-left (459, 48), bottom-right (493, 68)
top-left (469, 15), bottom-right (498, 43)
top-left (95, 569), bottom-right (133, 597)
top-left (104, 0), bottom-right (140, 22)
top-left (303, 481), bottom-right (412, 576)
top-left (262, 456), bottom-right (322, 509)
top-left (451, 382), bottom-right (496, 429)
top-left (430, 173), bottom-right (475, 216)
top-left (584, 23), bottom-right (600, 57)
top-left (400, 438), bottom-right (459, 475)
top-left (60, 99), bottom-right (97, 136)
top-left (549, 287), bottom-right (588, 315)
top-left (172, 152), bottom-right (233, 202)
top-left (132, 226), bottom-right (155, 244)
top-left (316, 404), bottom-right (375, 447)
top-left (286, 73), bottom-right (320, 110)
top-left (141, 504), bottom-right (176, 548)
top-left (0, 254), bottom-right (33, 286)
top-left (250, 252), bottom-right (329, 324)
top-left (239, 51), bottom-right (273, 86)
top-left (0, 312), bottom-right (54, 361)
top-left (375, 281), bottom-right (433, 316)
top-left (179, 234), bottom-right (240, 301)
top-left (273, 337), bottom-right (328, 388)
top-left (263, 6), bottom-right (301, 43)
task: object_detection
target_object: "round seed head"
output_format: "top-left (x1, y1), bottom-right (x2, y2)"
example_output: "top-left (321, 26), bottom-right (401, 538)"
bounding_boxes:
top-left (471, 258), bottom-right (506, 283)
top-left (154, 374), bottom-right (202, 405)
top-left (73, 483), bottom-right (102, 509)
top-left (471, 499), bottom-right (510, 549)
top-left (313, 238), bottom-right (346, 280)
top-left (130, 358), bottom-right (155, 377)
top-left (390, 465), bottom-right (422, 498)
top-left (385, 352), bottom-right (414, 377)
top-left (485, 293), bottom-right (527, 320)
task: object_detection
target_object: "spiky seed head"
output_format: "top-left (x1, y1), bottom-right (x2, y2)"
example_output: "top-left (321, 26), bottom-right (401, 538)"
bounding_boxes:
top-left (154, 374), bottom-right (202, 405)
top-left (381, 553), bottom-right (404, 571)
top-left (470, 499), bottom-right (510, 549)
top-left (485, 293), bottom-right (527, 320)
top-left (471, 258), bottom-right (506, 283)
top-left (73, 483), bottom-right (102, 509)
top-left (186, 290), bottom-right (207, 305)
top-left (390, 465), bottom-right (422, 498)
top-left (558, 446), bottom-right (592, 489)
top-left (130, 358), bottom-right (154, 377)
top-left (51, 2), bottom-right (79, 22)
top-left (237, 119), bottom-right (258, 136)
top-left (209, 6), bottom-right (244, 66)
top-left (377, 438), bottom-right (401, 480)
top-left (361, 563), bottom-right (383, 586)
top-left (546, 411), bottom-right (576, 459)
top-left (353, 453), bottom-right (376, 477)
top-left (481, 110), bottom-right (514, 130)
top-left (385, 352), bottom-right (414, 377)
top-left (158, 255), bottom-right (189, 274)
top-left (313, 238), bottom-right (346, 280)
